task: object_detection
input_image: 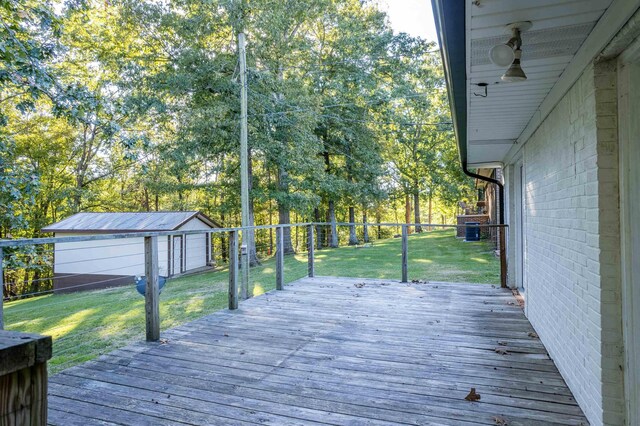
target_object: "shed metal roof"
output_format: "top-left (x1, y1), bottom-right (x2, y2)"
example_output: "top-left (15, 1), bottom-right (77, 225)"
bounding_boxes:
top-left (42, 211), bottom-right (221, 233)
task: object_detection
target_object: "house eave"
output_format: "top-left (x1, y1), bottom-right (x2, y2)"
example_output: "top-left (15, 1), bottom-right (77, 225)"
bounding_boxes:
top-left (432, 0), bottom-right (467, 167)
top-left (434, 0), bottom-right (639, 169)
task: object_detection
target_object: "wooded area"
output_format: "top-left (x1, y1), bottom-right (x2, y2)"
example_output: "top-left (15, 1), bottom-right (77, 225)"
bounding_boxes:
top-left (1, 0), bottom-right (474, 292)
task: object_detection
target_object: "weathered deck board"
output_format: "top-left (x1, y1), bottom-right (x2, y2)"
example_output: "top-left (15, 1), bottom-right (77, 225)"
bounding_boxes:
top-left (48, 277), bottom-right (589, 426)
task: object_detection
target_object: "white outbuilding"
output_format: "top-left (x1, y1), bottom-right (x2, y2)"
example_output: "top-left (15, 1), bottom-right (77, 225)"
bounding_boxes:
top-left (42, 211), bottom-right (221, 292)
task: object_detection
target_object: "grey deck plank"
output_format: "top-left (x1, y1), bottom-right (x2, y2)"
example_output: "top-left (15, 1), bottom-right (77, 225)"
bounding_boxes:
top-left (47, 276), bottom-right (589, 426)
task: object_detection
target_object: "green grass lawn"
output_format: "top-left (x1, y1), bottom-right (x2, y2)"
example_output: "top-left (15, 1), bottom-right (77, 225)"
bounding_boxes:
top-left (4, 229), bottom-right (498, 374)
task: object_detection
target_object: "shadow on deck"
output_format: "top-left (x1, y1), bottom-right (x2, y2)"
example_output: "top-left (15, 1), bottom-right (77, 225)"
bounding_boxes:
top-left (47, 277), bottom-right (588, 426)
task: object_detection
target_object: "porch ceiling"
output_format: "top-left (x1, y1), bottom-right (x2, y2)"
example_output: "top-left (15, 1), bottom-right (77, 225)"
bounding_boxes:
top-left (466, 0), bottom-right (612, 166)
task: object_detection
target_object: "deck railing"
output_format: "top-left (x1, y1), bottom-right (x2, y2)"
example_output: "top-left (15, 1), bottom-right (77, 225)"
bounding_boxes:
top-left (0, 222), bottom-right (507, 372)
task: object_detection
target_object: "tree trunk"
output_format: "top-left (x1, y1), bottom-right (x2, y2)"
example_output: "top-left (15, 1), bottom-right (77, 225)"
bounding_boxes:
top-left (247, 155), bottom-right (260, 266)
top-left (278, 204), bottom-right (295, 254)
top-left (376, 209), bottom-right (382, 240)
top-left (277, 165), bottom-right (295, 254)
top-left (348, 206), bottom-right (358, 245)
top-left (324, 206), bottom-right (331, 248)
top-left (294, 211), bottom-right (299, 250)
top-left (414, 190), bottom-right (422, 233)
top-left (405, 193), bottom-right (412, 234)
top-left (329, 200), bottom-right (338, 248)
top-left (31, 269), bottom-right (40, 294)
top-left (248, 197), bottom-right (260, 266)
top-left (143, 188), bottom-right (150, 212)
top-left (73, 174), bottom-right (84, 213)
top-left (362, 209), bottom-right (370, 243)
top-left (269, 216), bottom-right (273, 256)
top-left (220, 212), bottom-right (228, 262)
top-left (315, 208), bottom-right (323, 250)
top-left (428, 194), bottom-right (433, 231)
top-left (394, 200), bottom-right (400, 235)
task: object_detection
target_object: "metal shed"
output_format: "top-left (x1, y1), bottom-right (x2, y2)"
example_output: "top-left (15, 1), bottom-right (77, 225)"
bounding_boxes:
top-left (42, 212), bottom-right (221, 293)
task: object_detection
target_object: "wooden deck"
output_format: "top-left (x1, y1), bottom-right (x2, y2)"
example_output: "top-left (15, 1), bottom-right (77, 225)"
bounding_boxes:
top-left (47, 277), bottom-right (589, 426)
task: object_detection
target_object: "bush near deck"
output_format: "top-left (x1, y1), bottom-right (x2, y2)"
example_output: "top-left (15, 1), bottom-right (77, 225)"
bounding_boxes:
top-left (4, 229), bottom-right (498, 374)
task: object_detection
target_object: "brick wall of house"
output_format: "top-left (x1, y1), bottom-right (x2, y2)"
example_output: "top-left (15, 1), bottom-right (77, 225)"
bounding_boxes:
top-left (516, 61), bottom-right (624, 426)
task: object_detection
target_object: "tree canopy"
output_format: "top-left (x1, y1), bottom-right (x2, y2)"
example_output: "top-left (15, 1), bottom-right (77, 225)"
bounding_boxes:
top-left (2, 0), bottom-right (474, 247)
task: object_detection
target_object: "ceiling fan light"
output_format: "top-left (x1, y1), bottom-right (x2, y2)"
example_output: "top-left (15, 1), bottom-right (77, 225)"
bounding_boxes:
top-left (501, 49), bottom-right (527, 82)
top-left (489, 43), bottom-right (515, 67)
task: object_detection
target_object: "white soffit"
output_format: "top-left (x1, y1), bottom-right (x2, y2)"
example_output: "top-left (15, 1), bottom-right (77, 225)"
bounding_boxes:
top-left (465, 0), bottom-right (613, 166)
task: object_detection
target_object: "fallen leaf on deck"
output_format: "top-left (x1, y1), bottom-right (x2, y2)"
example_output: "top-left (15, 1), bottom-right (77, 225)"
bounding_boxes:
top-left (528, 332), bottom-right (539, 338)
top-left (354, 283), bottom-right (365, 288)
top-left (495, 348), bottom-right (509, 355)
top-left (464, 388), bottom-right (481, 401)
top-left (223, 333), bottom-right (229, 337)
top-left (159, 338), bottom-right (169, 345)
top-left (494, 416), bottom-right (508, 425)
top-left (498, 341), bottom-right (508, 346)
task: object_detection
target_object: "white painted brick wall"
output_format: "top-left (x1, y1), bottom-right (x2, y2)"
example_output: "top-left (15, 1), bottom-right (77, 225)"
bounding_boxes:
top-left (514, 62), bottom-right (625, 426)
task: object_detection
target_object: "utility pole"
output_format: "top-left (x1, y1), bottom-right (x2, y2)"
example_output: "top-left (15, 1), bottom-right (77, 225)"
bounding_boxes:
top-left (238, 30), bottom-right (250, 300)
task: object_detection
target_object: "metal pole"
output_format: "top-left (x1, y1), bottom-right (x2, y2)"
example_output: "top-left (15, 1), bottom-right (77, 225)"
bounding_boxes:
top-left (238, 31), bottom-right (250, 299)
top-left (499, 226), bottom-right (508, 288)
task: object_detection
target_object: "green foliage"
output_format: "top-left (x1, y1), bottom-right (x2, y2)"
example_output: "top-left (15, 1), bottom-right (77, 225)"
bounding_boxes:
top-left (2, 0), bottom-right (474, 242)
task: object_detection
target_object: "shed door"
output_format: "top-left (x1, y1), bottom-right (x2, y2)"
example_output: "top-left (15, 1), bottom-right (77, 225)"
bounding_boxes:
top-left (173, 236), bottom-right (183, 275)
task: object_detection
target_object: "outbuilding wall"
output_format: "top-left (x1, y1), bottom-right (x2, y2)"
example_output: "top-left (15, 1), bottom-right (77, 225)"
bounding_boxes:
top-left (178, 219), bottom-right (210, 272)
top-left (53, 218), bottom-right (213, 291)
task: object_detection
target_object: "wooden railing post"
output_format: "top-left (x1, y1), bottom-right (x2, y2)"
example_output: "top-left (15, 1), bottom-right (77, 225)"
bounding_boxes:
top-left (0, 331), bottom-right (52, 425)
top-left (499, 226), bottom-right (508, 288)
top-left (144, 236), bottom-right (160, 342)
top-left (401, 225), bottom-right (408, 283)
top-left (240, 230), bottom-right (249, 300)
top-left (307, 225), bottom-right (315, 278)
top-left (228, 230), bottom-right (239, 310)
top-left (276, 226), bottom-right (284, 290)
